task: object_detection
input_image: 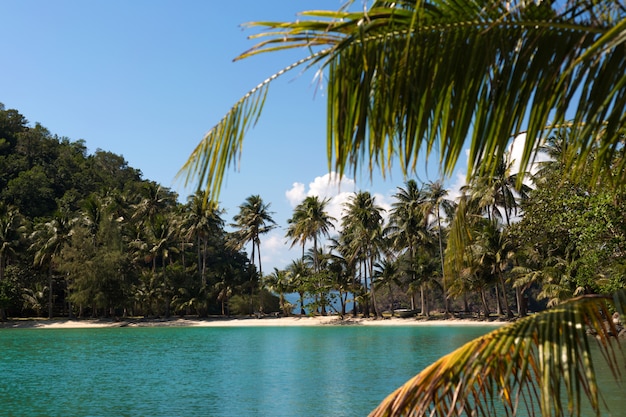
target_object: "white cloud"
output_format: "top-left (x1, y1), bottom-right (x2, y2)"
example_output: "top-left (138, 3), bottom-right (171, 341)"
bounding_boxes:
top-left (260, 230), bottom-right (296, 273)
top-left (308, 172), bottom-right (356, 199)
top-left (508, 132), bottom-right (550, 178)
top-left (285, 182), bottom-right (306, 207)
top-left (448, 170), bottom-right (469, 202)
top-left (285, 172), bottom-right (358, 229)
top-left (268, 172), bottom-right (398, 271)
top-left (508, 132), bottom-right (527, 175)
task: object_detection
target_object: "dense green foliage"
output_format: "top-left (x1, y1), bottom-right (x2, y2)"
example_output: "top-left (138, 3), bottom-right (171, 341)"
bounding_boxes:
top-left (0, 103), bottom-right (264, 319)
top-left (2, 103), bottom-right (624, 321)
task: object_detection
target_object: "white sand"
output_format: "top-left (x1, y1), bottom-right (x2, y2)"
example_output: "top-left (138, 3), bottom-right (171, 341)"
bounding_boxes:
top-left (1, 315), bottom-right (509, 329)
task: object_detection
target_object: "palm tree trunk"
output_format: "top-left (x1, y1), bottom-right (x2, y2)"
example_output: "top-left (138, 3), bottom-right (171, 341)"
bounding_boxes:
top-left (420, 284), bottom-right (430, 317)
top-left (495, 286), bottom-right (503, 316)
top-left (368, 258), bottom-right (379, 317)
top-left (498, 271), bottom-right (513, 318)
top-left (48, 264), bottom-right (53, 319)
top-left (201, 237), bottom-right (207, 287)
top-left (436, 209), bottom-right (449, 315)
top-left (388, 283), bottom-right (395, 316)
top-left (480, 289), bottom-right (490, 318)
top-left (299, 291), bottom-right (305, 316)
top-left (256, 240), bottom-right (263, 279)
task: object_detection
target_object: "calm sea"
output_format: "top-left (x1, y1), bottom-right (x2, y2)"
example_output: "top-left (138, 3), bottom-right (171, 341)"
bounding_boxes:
top-left (0, 325), bottom-right (622, 417)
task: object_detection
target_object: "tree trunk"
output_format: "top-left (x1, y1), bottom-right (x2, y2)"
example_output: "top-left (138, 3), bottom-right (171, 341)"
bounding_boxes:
top-left (480, 289), bottom-right (490, 318)
top-left (495, 286), bottom-right (503, 316)
top-left (388, 283), bottom-right (396, 316)
top-left (498, 271), bottom-right (513, 318)
top-left (436, 208), bottom-right (449, 315)
top-left (48, 267), bottom-right (53, 319)
top-left (299, 292), bottom-right (305, 316)
top-left (420, 286), bottom-right (426, 316)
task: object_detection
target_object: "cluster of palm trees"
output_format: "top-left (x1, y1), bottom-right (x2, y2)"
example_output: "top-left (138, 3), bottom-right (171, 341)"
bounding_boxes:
top-left (0, 184), bottom-right (262, 319)
top-left (262, 154), bottom-right (537, 320)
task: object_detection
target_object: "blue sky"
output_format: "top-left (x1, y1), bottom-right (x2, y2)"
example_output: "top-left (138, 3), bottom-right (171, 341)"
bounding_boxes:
top-left (2, 0), bottom-right (466, 271)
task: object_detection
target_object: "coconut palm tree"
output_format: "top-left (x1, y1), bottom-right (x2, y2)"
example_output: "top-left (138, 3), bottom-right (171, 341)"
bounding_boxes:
top-left (264, 267), bottom-right (292, 316)
top-left (285, 258), bottom-right (311, 316)
top-left (342, 191), bottom-right (385, 316)
top-left (129, 212), bottom-right (180, 317)
top-left (462, 154), bottom-right (530, 226)
top-left (474, 219), bottom-right (515, 317)
top-left (372, 258), bottom-right (401, 316)
top-left (328, 236), bottom-right (360, 317)
top-left (131, 183), bottom-right (176, 228)
top-left (421, 180), bottom-right (455, 314)
top-left (0, 204), bottom-right (26, 283)
top-left (231, 194), bottom-right (276, 279)
top-left (184, 191), bottom-right (225, 287)
top-left (285, 195), bottom-right (336, 270)
top-left (30, 209), bottom-right (77, 318)
top-left (387, 180), bottom-right (432, 313)
top-left (0, 204), bottom-right (27, 319)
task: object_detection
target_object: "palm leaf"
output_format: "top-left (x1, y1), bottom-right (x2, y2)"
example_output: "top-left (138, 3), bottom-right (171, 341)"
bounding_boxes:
top-left (178, 0), bottom-right (625, 202)
top-left (369, 290), bottom-right (625, 417)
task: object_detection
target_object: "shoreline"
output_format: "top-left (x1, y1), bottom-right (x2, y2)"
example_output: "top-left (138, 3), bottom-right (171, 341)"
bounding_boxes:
top-left (0, 315), bottom-right (510, 330)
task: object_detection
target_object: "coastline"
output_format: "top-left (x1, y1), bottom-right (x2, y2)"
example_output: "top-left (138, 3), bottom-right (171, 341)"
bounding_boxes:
top-left (0, 315), bottom-right (510, 330)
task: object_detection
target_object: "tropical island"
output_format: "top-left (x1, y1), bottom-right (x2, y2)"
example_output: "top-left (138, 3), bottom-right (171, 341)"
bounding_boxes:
top-left (2, 102), bottom-right (623, 326)
top-left (2, 0), bottom-right (626, 415)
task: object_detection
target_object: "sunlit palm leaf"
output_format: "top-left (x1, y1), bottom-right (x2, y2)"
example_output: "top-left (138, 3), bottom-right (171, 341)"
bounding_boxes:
top-left (178, 0), bottom-right (625, 202)
top-left (369, 290), bottom-right (625, 417)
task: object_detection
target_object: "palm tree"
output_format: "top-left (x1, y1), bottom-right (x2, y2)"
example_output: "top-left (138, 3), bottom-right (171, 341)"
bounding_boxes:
top-left (264, 267), bottom-right (292, 316)
top-left (130, 212), bottom-right (180, 317)
top-left (285, 258), bottom-right (311, 316)
top-left (132, 182), bottom-right (176, 228)
top-left (286, 196), bottom-right (336, 268)
top-left (474, 220), bottom-right (515, 317)
top-left (0, 204), bottom-right (26, 283)
top-left (372, 258), bottom-right (401, 316)
top-left (387, 180), bottom-right (431, 313)
top-left (30, 209), bottom-right (76, 318)
top-left (231, 195), bottom-right (276, 279)
top-left (177, 1), bottom-right (625, 414)
top-left (341, 191), bottom-right (385, 317)
top-left (325, 245), bottom-right (354, 318)
top-left (184, 191), bottom-right (225, 287)
top-left (0, 204), bottom-right (26, 319)
top-left (462, 155), bottom-right (531, 316)
top-left (421, 180), bottom-right (455, 315)
top-left (462, 154), bottom-right (530, 226)
top-left (328, 236), bottom-right (360, 317)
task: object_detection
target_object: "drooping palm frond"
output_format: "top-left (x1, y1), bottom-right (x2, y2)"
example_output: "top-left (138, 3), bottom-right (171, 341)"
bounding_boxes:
top-left (369, 290), bottom-right (625, 417)
top-left (178, 0), bottom-right (625, 202)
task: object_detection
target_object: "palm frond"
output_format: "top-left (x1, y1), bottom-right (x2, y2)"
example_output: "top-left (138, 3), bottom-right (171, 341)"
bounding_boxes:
top-left (181, 0), bottom-right (625, 201)
top-left (369, 290), bottom-right (625, 417)
top-left (176, 49), bottom-right (330, 202)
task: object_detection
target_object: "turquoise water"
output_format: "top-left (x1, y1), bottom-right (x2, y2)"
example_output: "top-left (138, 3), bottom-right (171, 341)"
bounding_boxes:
top-left (0, 325), bottom-right (623, 416)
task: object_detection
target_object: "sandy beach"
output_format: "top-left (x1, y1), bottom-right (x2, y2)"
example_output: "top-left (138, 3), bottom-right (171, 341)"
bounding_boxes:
top-left (0, 315), bottom-right (510, 330)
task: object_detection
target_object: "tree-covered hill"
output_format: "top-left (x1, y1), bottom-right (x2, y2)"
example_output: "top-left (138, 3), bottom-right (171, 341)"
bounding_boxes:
top-left (0, 103), bottom-right (273, 320)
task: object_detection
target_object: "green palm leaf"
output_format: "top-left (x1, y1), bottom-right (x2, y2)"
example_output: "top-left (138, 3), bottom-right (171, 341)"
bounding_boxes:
top-left (178, 0), bottom-right (625, 201)
top-left (369, 290), bottom-right (625, 417)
